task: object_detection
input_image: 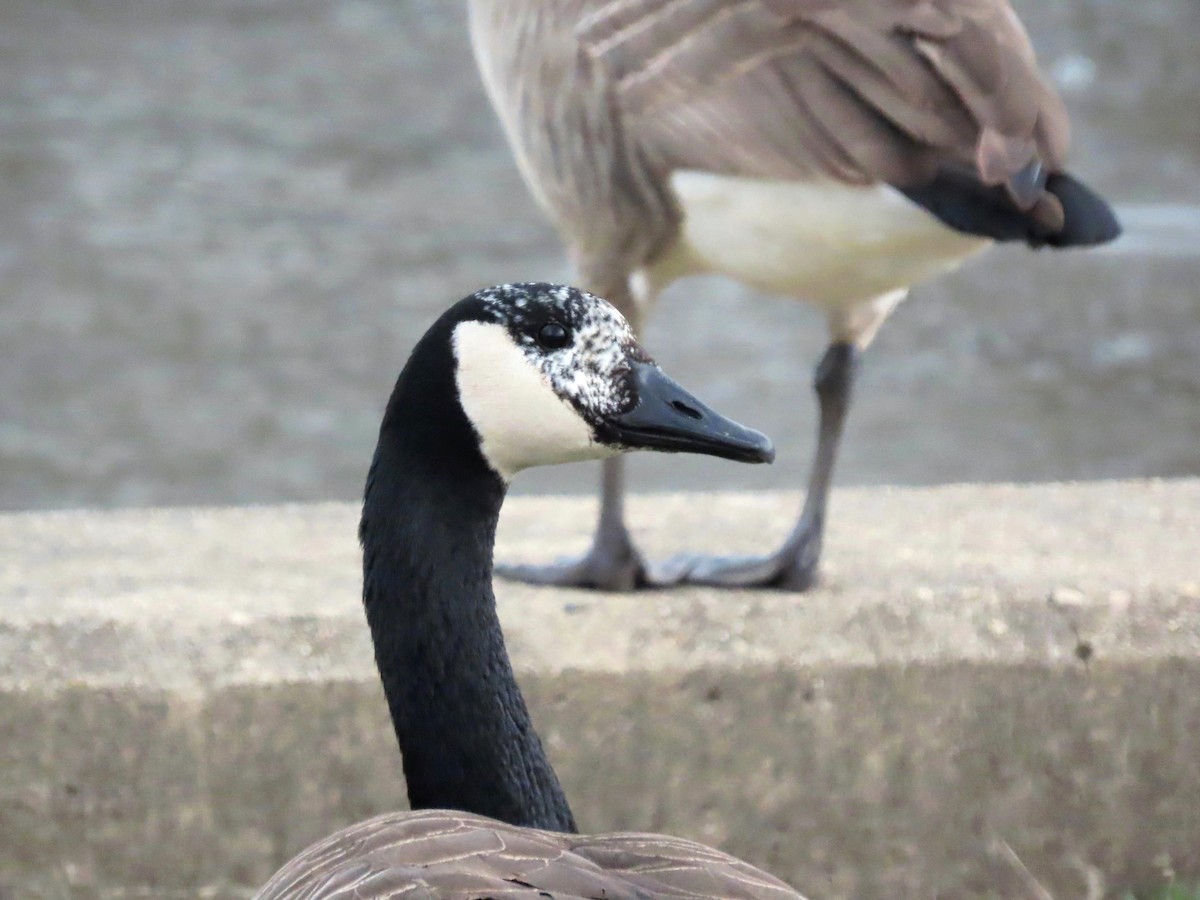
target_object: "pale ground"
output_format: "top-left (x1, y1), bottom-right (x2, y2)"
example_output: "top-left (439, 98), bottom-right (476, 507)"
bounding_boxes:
top-left (3, 481), bottom-right (1199, 688)
top-left (2, 482), bottom-right (1199, 898)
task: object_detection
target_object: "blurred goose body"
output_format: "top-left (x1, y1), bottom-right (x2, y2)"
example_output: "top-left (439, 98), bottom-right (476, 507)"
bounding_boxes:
top-left (469, 0), bottom-right (1121, 590)
top-left (255, 284), bottom-right (792, 898)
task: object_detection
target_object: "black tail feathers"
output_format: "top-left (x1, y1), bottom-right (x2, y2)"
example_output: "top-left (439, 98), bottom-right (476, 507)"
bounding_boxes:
top-left (899, 168), bottom-right (1121, 249)
top-left (1043, 172), bottom-right (1122, 248)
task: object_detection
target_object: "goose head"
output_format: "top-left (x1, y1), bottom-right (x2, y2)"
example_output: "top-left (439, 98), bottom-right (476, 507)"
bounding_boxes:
top-left (440, 282), bottom-right (774, 480)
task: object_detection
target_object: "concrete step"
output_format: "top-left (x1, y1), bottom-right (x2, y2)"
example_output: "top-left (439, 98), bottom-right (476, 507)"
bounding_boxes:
top-left (2, 481), bottom-right (1198, 898)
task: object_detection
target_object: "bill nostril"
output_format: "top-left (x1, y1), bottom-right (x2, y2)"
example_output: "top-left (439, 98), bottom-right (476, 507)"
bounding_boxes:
top-left (670, 400), bottom-right (703, 420)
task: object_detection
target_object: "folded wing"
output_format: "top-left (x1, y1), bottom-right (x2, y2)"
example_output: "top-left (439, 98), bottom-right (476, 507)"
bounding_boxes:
top-left (577, 0), bottom-right (1071, 227)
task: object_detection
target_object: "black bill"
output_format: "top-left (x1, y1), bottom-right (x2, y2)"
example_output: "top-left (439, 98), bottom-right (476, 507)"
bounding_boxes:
top-left (600, 361), bottom-right (774, 464)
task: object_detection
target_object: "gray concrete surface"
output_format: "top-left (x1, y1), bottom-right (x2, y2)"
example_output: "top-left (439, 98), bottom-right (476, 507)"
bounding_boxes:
top-left (2, 480), bottom-right (1199, 899)
top-left (2, 0), bottom-right (1199, 511)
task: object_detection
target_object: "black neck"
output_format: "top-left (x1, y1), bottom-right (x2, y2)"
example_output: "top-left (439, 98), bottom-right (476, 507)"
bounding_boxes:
top-left (359, 328), bottom-right (576, 832)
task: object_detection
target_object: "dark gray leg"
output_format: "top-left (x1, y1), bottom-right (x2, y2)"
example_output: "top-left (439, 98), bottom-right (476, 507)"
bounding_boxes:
top-left (651, 342), bottom-right (859, 590)
top-left (494, 456), bottom-right (645, 591)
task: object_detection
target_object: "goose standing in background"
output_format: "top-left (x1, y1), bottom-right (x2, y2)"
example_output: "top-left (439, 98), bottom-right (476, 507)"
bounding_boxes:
top-left (469, 0), bottom-right (1122, 591)
top-left (254, 283), bottom-right (800, 898)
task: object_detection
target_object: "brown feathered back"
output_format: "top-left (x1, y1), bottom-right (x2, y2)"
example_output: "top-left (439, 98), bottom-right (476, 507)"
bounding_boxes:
top-left (576, 0), bottom-right (1069, 197)
top-left (255, 810), bottom-right (806, 899)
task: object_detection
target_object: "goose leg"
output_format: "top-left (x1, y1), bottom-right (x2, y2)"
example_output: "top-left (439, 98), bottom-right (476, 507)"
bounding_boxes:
top-left (650, 342), bottom-right (858, 591)
top-left (494, 456), bottom-right (646, 590)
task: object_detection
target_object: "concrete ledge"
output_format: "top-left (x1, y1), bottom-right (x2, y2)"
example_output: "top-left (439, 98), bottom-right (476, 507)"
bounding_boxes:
top-left (2, 480), bottom-right (1199, 898)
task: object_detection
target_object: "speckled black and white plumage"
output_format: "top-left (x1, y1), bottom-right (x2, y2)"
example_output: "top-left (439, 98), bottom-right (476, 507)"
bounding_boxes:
top-left (474, 282), bottom-right (650, 427)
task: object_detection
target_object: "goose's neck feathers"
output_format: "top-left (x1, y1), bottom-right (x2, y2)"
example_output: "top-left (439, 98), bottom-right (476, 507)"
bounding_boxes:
top-left (359, 318), bottom-right (576, 832)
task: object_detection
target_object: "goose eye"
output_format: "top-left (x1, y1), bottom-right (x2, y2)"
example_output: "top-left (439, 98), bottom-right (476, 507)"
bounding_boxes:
top-left (537, 322), bottom-right (570, 350)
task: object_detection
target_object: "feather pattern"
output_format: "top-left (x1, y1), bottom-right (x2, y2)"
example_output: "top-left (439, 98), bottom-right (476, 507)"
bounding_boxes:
top-left (255, 810), bottom-right (805, 899)
top-left (469, 1), bottom-right (684, 284)
top-left (575, 0), bottom-right (1069, 197)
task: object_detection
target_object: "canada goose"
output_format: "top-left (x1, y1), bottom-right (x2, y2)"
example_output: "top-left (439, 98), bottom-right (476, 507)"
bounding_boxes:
top-left (254, 283), bottom-right (798, 898)
top-left (468, 0), bottom-right (1122, 591)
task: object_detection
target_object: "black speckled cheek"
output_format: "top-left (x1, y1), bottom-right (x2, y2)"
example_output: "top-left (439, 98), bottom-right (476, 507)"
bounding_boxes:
top-left (476, 283), bottom-right (645, 425)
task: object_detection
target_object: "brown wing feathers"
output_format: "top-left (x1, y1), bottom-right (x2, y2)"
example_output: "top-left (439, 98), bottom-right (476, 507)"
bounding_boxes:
top-left (257, 811), bottom-right (805, 899)
top-left (578, 0), bottom-right (1070, 207)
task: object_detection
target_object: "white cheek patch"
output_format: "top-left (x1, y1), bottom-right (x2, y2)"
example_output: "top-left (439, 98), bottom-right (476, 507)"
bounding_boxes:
top-left (453, 321), bottom-right (616, 480)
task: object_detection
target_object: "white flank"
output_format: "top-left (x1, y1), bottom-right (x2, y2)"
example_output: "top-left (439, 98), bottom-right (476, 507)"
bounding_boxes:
top-left (453, 321), bottom-right (611, 480)
top-left (647, 171), bottom-right (990, 308)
